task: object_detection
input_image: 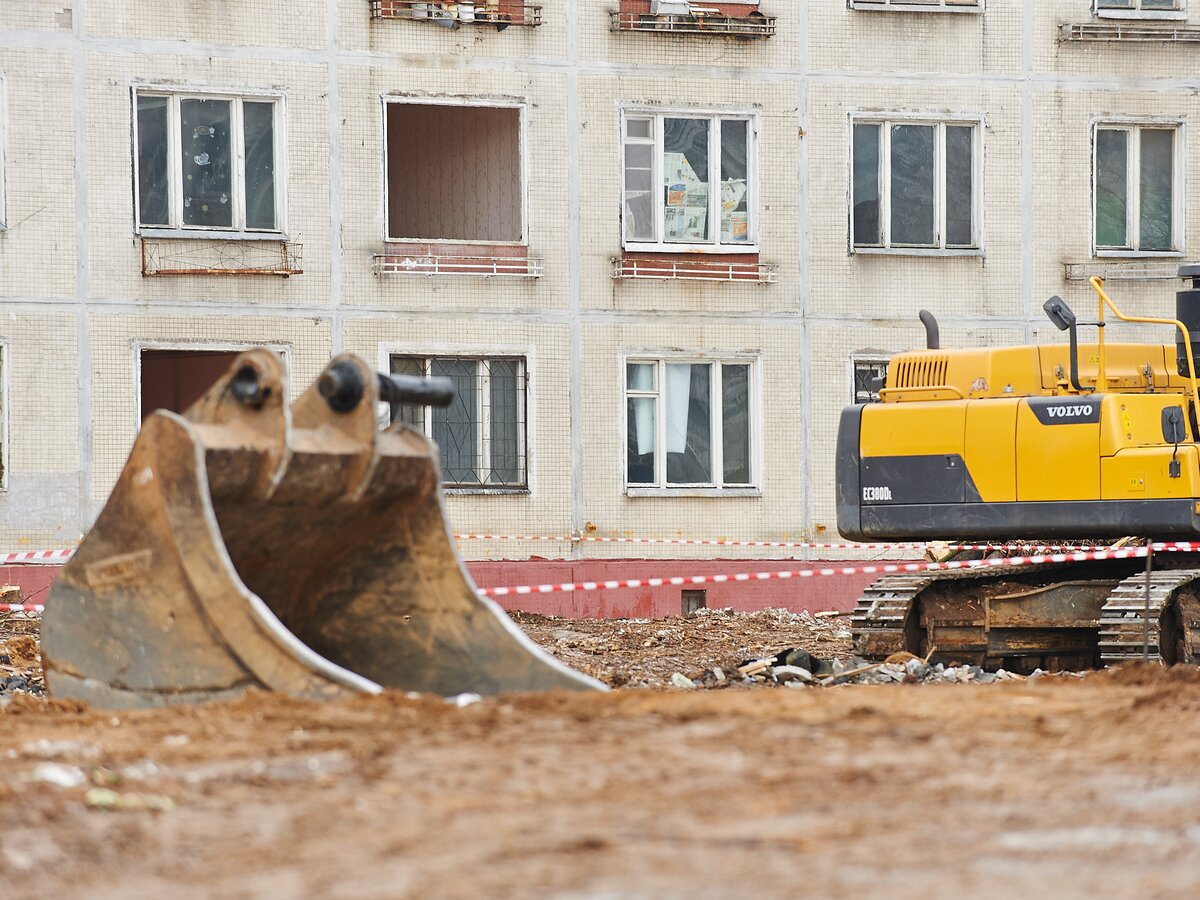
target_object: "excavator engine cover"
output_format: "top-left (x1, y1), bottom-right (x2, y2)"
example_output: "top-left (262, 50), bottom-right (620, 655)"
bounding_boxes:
top-left (41, 350), bottom-right (601, 707)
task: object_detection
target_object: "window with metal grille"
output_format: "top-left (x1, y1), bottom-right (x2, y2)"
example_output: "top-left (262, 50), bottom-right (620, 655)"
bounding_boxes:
top-left (389, 355), bottom-right (528, 489)
top-left (852, 357), bottom-right (890, 404)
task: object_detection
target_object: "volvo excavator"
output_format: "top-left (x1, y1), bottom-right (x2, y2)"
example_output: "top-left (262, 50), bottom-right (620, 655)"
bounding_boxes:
top-left (40, 351), bottom-right (603, 707)
top-left (838, 266), bottom-right (1200, 673)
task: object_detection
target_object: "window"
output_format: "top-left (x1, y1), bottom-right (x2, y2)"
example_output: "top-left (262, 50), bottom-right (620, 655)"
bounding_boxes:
top-left (385, 102), bottom-right (524, 244)
top-left (626, 358), bottom-right (754, 489)
top-left (0, 74), bottom-right (6, 229)
top-left (622, 111), bottom-right (756, 251)
top-left (850, 0), bottom-right (981, 10)
top-left (852, 356), bottom-right (890, 403)
top-left (1095, 0), bottom-right (1184, 17)
top-left (1094, 124), bottom-right (1181, 255)
top-left (389, 355), bottom-right (527, 489)
top-left (852, 118), bottom-right (980, 252)
top-left (134, 91), bottom-right (283, 234)
top-left (139, 349), bottom-right (243, 421)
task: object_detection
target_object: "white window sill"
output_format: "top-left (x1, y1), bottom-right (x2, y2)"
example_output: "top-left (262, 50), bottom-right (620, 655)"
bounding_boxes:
top-left (1093, 248), bottom-right (1186, 259)
top-left (852, 246), bottom-right (984, 258)
top-left (626, 486), bottom-right (762, 498)
top-left (385, 237), bottom-right (528, 248)
top-left (849, 2), bottom-right (983, 13)
top-left (137, 228), bottom-right (290, 242)
top-left (445, 486), bottom-right (530, 496)
top-left (623, 243), bottom-right (760, 255)
top-left (1095, 9), bottom-right (1188, 21)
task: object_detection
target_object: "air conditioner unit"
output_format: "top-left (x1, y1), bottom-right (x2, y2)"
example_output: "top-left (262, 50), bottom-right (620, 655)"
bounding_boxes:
top-left (651, 0), bottom-right (692, 15)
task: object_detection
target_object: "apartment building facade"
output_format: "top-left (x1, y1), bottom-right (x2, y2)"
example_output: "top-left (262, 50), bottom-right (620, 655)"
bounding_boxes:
top-left (1, 1), bottom-right (1198, 614)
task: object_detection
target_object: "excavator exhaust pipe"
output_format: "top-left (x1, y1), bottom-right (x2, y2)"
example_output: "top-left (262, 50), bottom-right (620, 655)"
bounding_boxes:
top-left (41, 350), bottom-right (603, 708)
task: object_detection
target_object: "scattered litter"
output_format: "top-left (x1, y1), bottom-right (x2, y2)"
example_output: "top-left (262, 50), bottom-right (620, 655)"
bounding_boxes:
top-left (85, 787), bottom-right (174, 812)
top-left (28, 762), bottom-right (86, 788)
top-left (447, 693), bottom-right (482, 708)
top-left (669, 672), bottom-right (696, 690)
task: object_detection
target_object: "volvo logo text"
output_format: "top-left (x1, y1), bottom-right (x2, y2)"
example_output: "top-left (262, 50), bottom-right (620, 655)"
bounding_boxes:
top-left (863, 486), bottom-right (892, 502)
top-left (1046, 404), bottom-right (1093, 419)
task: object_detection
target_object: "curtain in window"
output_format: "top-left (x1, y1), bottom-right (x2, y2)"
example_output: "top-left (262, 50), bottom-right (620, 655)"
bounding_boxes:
top-left (666, 363), bottom-right (711, 483)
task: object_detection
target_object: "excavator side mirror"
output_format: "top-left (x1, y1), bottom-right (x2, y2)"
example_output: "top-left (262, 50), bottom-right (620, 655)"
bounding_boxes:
top-left (1043, 296), bottom-right (1077, 332)
top-left (1163, 406), bottom-right (1187, 445)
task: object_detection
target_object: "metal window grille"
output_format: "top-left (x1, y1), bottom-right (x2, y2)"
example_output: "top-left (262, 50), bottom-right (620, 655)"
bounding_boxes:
top-left (853, 358), bottom-right (890, 404)
top-left (390, 356), bottom-right (527, 489)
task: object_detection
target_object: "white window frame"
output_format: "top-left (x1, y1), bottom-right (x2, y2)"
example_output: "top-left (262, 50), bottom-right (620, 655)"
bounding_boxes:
top-left (622, 354), bottom-right (761, 495)
top-left (1091, 119), bottom-right (1185, 258)
top-left (133, 340), bottom-right (290, 425)
top-left (1094, 0), bottom-right (1186, 21)
top-left (0, 74), bottom-right (6, 231)
top-left (849, 0), bottom-right (983, 12)
top-left (0, 341), bottom-right (9, 492)
top-left (380, 95), bottom-right (529, 247)
top-left (620, 108), bottom-right (760, 255)
top-left (849, 112), bottom-right (984, 256)
top-left (131, 86), bottom-right (287, 238)
top-left (385, 351), bottom-right (531, 493)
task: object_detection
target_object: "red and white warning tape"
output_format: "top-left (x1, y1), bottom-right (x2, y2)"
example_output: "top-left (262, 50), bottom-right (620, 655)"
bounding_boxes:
top-left (452, 533), bottom-right (1103, 553)
top-left (478, 546), bottom-right (1152, 598)
top-left (0, 549), bottom-right (74, 564)
top-left (0, 603), bottom-right (45, 613)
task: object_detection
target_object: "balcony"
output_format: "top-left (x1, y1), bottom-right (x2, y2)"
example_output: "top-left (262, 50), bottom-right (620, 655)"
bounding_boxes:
top-left (140, 239), bottom-right (303, 277)
top-left (1059, 22), bottom-right (1200, 42)
top-left (610, 2), bottom-right (775, 38)
top-left (369, 0), bottom-right (543, 28)
top-left (374, 252), bottom-right (543, 277)
top-left (612, 255), bottom-right (777, 283)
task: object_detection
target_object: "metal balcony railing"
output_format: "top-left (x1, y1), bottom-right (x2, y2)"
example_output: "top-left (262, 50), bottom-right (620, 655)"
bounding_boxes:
top-left (1064, 261), bottom-right (1188, 282)
top-left (141, 239), bottom-right (303, 277)
top-left (609, 10), bottom-right (776, 37)
top-left (374, 253), bottom-right (544, 277)
top-left (370, 1), bottom-right (543, 28)
top-left (1059, 22), bottom-right (1200, 42)
top-left (612, 257), bottom-right (777, 283)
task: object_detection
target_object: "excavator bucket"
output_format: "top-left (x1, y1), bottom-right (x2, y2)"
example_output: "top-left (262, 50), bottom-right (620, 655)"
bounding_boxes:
top-left (41, 350), bottom-right (602, 707)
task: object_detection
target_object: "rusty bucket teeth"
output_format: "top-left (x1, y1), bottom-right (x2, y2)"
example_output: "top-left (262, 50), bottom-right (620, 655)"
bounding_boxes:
top-left (41, 350), bottom-right (603, 708)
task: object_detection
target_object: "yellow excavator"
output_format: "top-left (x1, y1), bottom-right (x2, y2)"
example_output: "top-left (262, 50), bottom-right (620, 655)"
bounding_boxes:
top-left (41, 351), bottom-right (603, 707)
top-left (839, 267), bottom-right (1200, 672)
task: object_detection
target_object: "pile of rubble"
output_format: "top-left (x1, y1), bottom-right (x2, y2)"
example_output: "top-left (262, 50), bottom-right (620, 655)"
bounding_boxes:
top-left (0, 617), bottom-right (45, 700)
top-left (673, 650), bottom-right (1035, 690)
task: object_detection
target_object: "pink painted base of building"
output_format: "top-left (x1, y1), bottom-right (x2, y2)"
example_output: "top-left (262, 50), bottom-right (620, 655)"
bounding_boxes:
top-left (7, 558), bottom-right (894, 619)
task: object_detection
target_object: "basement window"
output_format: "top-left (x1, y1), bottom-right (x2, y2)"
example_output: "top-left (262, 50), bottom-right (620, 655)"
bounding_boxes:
top-left (134, 91), bottom-right (284, 235)
top-left (851, 117), bottom-right (981, 253)
top-left (1094, 123), bottom-right (1183, 256)
top-left (622, 111), bottom-right (757, 252)
top-left (682, 589), bottom-right (707, 614)
top-left (385, 102), bottom-right (524, 244)
top-left (852, 356), bottom-right (890, 403)
top-left (389, 355), bottom-right (528, 490)
top-left (139, 349), bottom-right (242, 421)
top-left (626, 357), bottom-right (756, 490)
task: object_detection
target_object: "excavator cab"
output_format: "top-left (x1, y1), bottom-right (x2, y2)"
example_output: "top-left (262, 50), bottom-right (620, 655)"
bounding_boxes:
top-left (41, 350), bottom-right (602, 707)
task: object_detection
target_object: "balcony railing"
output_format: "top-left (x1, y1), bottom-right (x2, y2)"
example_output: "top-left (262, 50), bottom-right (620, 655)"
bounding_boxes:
top-left (374, 253), bottom-right (543, 277)
top-left (1064, 261), bottom-right (1187, 282)
top-left (141, 239), bottom-right (303, 277)
top-left (612, 256), bottom-right (777, 283)
top-left (370, 1), bottom-right (542, 28)
top-left (609, 10), bottom-right (775, 37)
top-left (1059, 22), bottom-right (1200, 42)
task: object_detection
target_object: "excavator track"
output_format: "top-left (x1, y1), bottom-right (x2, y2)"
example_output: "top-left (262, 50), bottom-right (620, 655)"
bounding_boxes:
top-left (850, 575), bottom-right (932, 659)
top-left (1099, 569), bottom-right (1200, 665)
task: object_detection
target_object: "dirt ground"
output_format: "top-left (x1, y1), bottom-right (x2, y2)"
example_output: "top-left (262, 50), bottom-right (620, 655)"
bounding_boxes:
top-left (3, 610), bottom-right (1200, 899)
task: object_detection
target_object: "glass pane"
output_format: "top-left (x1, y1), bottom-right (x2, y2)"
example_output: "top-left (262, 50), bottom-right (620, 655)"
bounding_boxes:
top-left (945, 126), bottom-right (974, 247)
top-left (624, 140), bottom-right (655, 242)
top-left (431, 359), bottom-right (479, 485)
top-left (720, 119), bottom-right (750, 244)
top-left (180, 98), bottom-right (233, 229)
top-left (627, 362), bottom-right (656, 391)
top-left (1139, 128), bottom-right (1174, 251)
top-left (243, 101), bottom-right (276, 231)
top-left (663, 118), bottom-right (710, 243)
top-left (1095, 129), bottom-right (1128, 248)
top-left (626, 116), bottom-right (652, 139)
top-left (627, 397), bottom-right (656, 484)
top-left (852, 123), bottom-right (880, 246)
top-left (136, 96), bottom-right (170, 227)
top-left (1097, 0), bottom-right (1136, 7)
top-left (890, 124), bottom-right (936, 246)
top-left (721, 365), bottom-right (751, 485)
top-left (1141, 0), bottom-right (1175, 8)
top-left (488, 359), bottom-right (522, 485)
top-left (388, 356), bottom-right (426, 430)
top-left (665, 363), bottom-right (711, 484)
